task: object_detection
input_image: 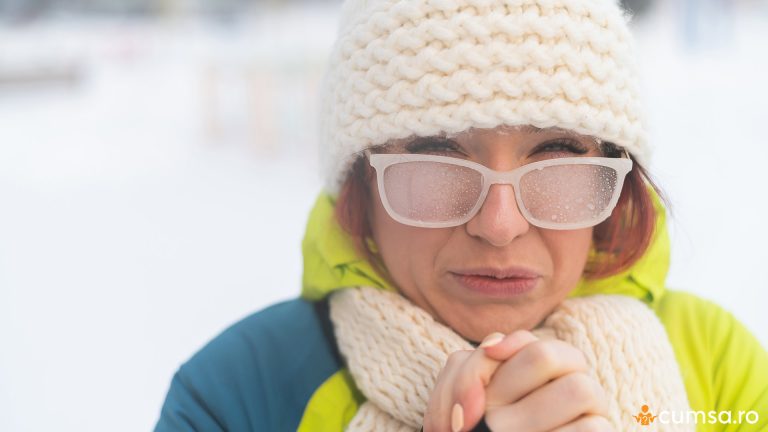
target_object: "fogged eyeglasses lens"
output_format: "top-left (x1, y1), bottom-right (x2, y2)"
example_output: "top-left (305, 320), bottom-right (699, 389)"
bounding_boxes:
top-left (383, 161), bottom-right (483, 222)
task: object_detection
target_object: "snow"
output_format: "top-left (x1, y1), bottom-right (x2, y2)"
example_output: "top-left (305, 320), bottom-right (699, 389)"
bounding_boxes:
top-left (0, 3), bottom-right (766, 431)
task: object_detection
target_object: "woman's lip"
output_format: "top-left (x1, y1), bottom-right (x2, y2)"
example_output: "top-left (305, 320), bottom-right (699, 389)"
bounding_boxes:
top-left (451, 266), bottom-right (541, 279)
top-left (451, 272), bottom-right (540, 297)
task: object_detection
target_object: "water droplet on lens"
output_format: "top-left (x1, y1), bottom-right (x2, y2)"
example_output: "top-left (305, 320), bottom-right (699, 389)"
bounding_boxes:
top-left (587, 203), bottom-right (595, 210)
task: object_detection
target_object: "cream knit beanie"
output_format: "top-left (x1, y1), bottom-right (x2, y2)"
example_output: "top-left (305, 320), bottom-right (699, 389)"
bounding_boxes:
top-left (319, 0), bottom-right (650, 196)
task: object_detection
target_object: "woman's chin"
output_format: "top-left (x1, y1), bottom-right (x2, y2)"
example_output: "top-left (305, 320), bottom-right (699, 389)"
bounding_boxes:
top-left (438, 304), bottom-right (548, 343)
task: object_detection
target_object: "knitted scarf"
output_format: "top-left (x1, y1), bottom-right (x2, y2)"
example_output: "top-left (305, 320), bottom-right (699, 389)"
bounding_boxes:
top-left (328, 286), bottom-right (694, 431)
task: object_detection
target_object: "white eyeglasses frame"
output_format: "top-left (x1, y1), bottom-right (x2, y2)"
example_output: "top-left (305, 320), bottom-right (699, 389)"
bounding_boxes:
top-left (364, 149), bottom-right (633, 230)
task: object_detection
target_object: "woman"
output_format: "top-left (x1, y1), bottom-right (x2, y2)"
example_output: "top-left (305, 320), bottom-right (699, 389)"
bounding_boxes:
top-left (155, 0), bottom-right (768, 430)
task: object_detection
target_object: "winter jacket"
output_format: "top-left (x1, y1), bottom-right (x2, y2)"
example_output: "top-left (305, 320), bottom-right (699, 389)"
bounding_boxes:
top-left (154, 191), bottom-right (768, 431)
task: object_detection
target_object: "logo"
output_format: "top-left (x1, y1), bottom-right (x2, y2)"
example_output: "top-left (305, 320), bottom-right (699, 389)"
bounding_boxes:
top-left (633, 405), bottom-right (657, 425)
top-left (631, 404), bottom-right (760, 425)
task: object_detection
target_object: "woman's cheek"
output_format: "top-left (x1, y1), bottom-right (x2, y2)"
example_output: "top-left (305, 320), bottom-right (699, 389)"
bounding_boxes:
top-left (547, 229), bottom-right (593, 285)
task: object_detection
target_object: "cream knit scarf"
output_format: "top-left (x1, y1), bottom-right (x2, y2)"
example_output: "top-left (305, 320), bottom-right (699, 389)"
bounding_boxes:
top-left (328, 286), bottom-right (694, 432)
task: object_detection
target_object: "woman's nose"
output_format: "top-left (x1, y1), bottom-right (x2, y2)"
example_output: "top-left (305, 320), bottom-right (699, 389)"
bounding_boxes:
top-left (465, 183), bottom-right (530, 247)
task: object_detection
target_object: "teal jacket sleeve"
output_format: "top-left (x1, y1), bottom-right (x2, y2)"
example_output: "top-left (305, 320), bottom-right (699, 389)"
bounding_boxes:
top-left (154, 298), bottom-right (343, 432)
top-left (155, 370), bottom-right (228, 431)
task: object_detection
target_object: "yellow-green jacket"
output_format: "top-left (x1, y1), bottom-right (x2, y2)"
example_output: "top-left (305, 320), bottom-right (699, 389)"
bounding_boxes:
top-left (155, 192), bottom-right (768, 431)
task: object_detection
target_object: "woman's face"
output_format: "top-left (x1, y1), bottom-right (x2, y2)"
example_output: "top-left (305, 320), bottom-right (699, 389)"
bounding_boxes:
top-left (368, 126), bottom-right (602, 343)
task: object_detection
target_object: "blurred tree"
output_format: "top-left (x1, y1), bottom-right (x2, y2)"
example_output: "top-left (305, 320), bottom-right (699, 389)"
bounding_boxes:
top-left (0, 0), bottom-right (53, 21)
top-left (0, 0), bottom-right (658, 22)
top-left (621, 0), bottom-right (656, 18)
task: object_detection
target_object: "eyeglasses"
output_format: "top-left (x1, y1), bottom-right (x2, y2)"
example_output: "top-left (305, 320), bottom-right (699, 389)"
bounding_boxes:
top-left (365, 149), bottom-right (633, 230)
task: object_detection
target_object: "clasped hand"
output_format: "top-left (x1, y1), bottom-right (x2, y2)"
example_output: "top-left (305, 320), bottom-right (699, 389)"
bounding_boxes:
top-left (422, 331), bottom-right (613, 432)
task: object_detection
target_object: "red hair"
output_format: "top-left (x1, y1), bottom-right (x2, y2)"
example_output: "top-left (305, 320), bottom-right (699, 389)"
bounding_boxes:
top-left (334, 151), bottom-right (666, 282)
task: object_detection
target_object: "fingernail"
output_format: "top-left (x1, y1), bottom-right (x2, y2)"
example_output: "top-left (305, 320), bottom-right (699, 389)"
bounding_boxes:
top-left (479, 332), bottom-right (505, 348)
top-left (451, 403), bottom-right (464, 432)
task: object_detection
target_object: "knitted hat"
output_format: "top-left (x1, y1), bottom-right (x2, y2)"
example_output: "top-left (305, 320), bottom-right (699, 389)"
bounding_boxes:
top-left (319, 0), bottom-right (650, 196)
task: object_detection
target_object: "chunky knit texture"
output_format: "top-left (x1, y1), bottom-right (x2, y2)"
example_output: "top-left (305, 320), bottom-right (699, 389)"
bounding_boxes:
top-left (320, 0), bottom-right (650, 196)
top-left (329, 286), bottom-right (693, 431)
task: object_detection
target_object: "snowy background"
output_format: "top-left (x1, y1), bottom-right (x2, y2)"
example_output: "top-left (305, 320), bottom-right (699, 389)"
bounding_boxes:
top-left (1, 1), bottom-right (766, 431)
